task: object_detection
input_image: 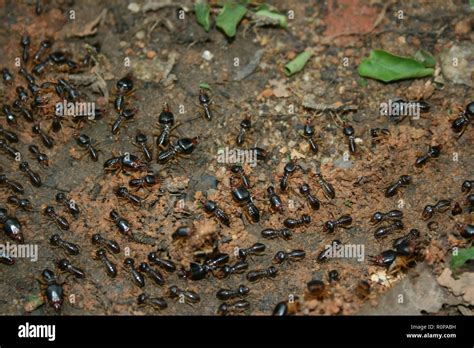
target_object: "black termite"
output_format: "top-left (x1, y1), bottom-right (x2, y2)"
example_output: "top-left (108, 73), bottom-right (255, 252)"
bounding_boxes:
top-left (109, 210), bottom-right (131, 235)
top-left (236, 115), bottom-right (251, 145)
top-left (317, 240), bottom-right (342, 262)
top-left (2, 68), bottom-right (13, 84)
top-left (155, 102), bottom-right (177, 148)
top-left (44, 206), bottom-right (69, 231)
top-left (3, 104), bottom-right (17, 125)
top-left (57, 259), bottom-right (85, 279)
top-left (198, 89), bottom-right (213, 120)
top-left (76, 134), bottom-right (100, 162)
top-left (137, 293), bottom-right (168, 310)
top-left (301, 118), bottom-right (318, 153)
top-left (237, 242), bottom-right (266, 260)
top-left (32, 124), bottom-right (54, 148)
top-left (95, 249), bottom-right (117, 278)
top-left (261, 228), bottom-right (292, 240)
top-left (29, 145), bottom-right (49, 166)
top-left (55, 192), bottom-right (80, 218)
top-left (246, 266), bottom-right (278, 282)
top-left (115, 186), bottom-right (143, 206)
top-left (139, 262), bottom-right (165, 286)
top-left (385, 175), bottom-right (411, 198)
top-left (280, 160), bottom-right (301, 192)
top-left (20, 33), bottom-right (31, 63)
top-left (0, 173), bottom-right (24, 194)
top-left (124, 258), bottom-right (145, 288)
top-left (415, 145), bottom-right (441, 167)
top-left (421, 199), bottom-right (452, 220)
top-left (168, 285), bottom-right (200, 304)
top-left (273, 249), bottom-right (306, 264)
top-left (133, 132), bottom-right (153, 162)
top-left (392, 229), bottom-right (420, 250)
top-left (19, 162), bottom-right (42, 187)
top-left (299, 183), bottom-right (320, 210)
top-left (217, 300), bottom-right (250, 315)
top-left (49, 234), bottom-right (79, 255)
top-left (216, 285), bottom-right (250, 301)
top-left (39, 269), bottom-right (63, 311)
top-left (7, 195), bottom-right (32, 211)
top-left (230, 164), bottom-right (251, 189)
top-left (157, 137), bottom-right (199, 164)
top-left (33, 39), bottom-right (52, 62)
top-left (267, 186), bottom-right (283, 212)
top-left (374, 220), bottom-right (404, 239)
top-left (461, 180), bottom-right (474, 193)
top-left (452, 102), bottom-right (473, 138)
top-left (0, 208), bottom-right (24, 243)
top-left (91, 233), bottom-right (120, 254)
top-left (0, 139), bottom-right (21, 160)
top-left (217, 261), bottom-right (249, 279)
top-left (456, 223), bottom-right (474, 239)
top-left (148, 252), bottom-right (176, 273)
top-left (172, 225), bottom-right (194, 239)
top-left (283, 214), bottom-right (311, 229)
top-left (369, 250), bottom-right (398, 268)
top-left (201, 200), bottom-right (230, 227)
top-left (272, 302), bottom-right (288, 316)
top-left (314, 164), bottom-right (336, 199)
top-left (370, 210), bottom-right (403, 225)
top-left (12, 100), bottom-right (34, 122)
top-left (0, 125), bottom-right (19, 143)
top-left (343, 124), bottom-right (356, 153)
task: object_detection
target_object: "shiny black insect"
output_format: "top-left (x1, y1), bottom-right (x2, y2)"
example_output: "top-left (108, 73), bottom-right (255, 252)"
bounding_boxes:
top-left (155, 102), bottom-right (178, 148)
top-left (457, 223), bottom-right (474, 239)
top-left (76, 134), bottom-right (100, 162)
top-left (12, 99), bottom-right (34, 122)
top-left (369, 250), bottom-right (397, 267)
top-left (19, 67), bottom-right (35, 85)
top-left (301, 118), bottom-right (318, 153)
top-left (421, 199), bottom-right (451, 220)
top-left (139, 262), bottom-right (165, 286)
top-left (20, 33), bottom-right (30, 63)
top-left (168, 285), bottom-right (200, 304)
top-left (280, 160), bottom-right (301, 191)
top-left (0, 208), bottom-right (24, 242)
top-left (115, 186), bottom-right (143, 206)
top-left (187, 253), bottom-right (230, 280)
top-left (273, 302), bottom-right (288, 316)
top-left (29, 144), bottom-right (49, 166)
top-left (217, 261), bottom-right (249, 279)
top-left (112, 108), bottom-right (136, 135)
top-left (137, 293), bottom-right (167, 310)
top-left (109, 210), bottom-right (131, 235)
top-left (343, 124), bottom-right (356, 153)
top-left (2, 104), bottom-right (17, 125)
top-left (218, 300), bottom-right (250, 315)
top-left (124, 258), bottom-right (145, 287)
top-left (328, 269), bottom-right (340, 282)
top-left (57, 259), bottom-right (85, 279)
top-left (57, 78), bottom-right (79, 101)
top-left (19, 162), bottom-right (41, 187)
top-left (0, 139), bottom-right (20, 160)
top-left (55, 192), bottom-right (80, 218)
top-left (49, 51), bottom-right (67, 64)
top-left (0, 253), bottom-right (15, 265)
top-left (49, 234), bottom-right (79, 255)
top-left (32, 60), bottom-right (48, 76)
top-left (33, 39), bottom-right (52, 62)
top-left (374, 220), bottom-right (404, 239)
top-left (317, 240), bottom-right (342, 262)
top-left (299, 183), bottom-right (320, 210)
top-left (370, 209), bottom-right (403, 225)
top-left (370, 128), bottom-right (391, 143)
top-left (32, 123), bottom-right (54, 148)
top-left (273, 249), bottom-right (306, 264)
top-left (393, 229), bottom-right (420, 255)
top-left (44, 206), bottom-right (69, 230)
top-left (267, 186), bottom-right (283, 212)
top-left (230, 164), bottom-right (251, 189)
top-left (198, 89), bottom-right (213, 120)
top-left (261, 228), bottom-right (292, 240)
top-left (461, 180), bottom-right (474, 193)
top-left (39, 269), bottom-right (63, 311)
top-left (172, 225), bottom-right (194, 239)
top-left (202, 200), bottom-right (230, 227)
top-left (2, 68), bottom-right (13, 84)
top-left (452, 101), bottom-right (473, 138)
top-left (104, 153), bottom-right (148, 173)
top-left (157, 137), bottom-right (198, 164)
top-left (0, 173), bottom-right (24, 194)
top-left (148, 252), bottom-right (176, 273)
top-left (250, 146), bottom-right (268, 162)
top-left (385, 175), bottom-right (411, 198)
top-left (91, 233), bottom-right (120, 254)
top-left (238, 242), bottom-right (266, 260)
top-left (133, 132), bottom-right (152, 162)
top-left (284, 214), bottom-right (311, 229)
top-left (247, 266), bottom-right (278, 282)
top-left (95, 248), bottom-right (117, 278)
top-left (230, 180), bottom-right (260, 223)
top-left (16, 86), bottom-right (28, 102)
top-left (216, 285), bottom-right (250, 301)
top-left (7, 195), bottom-right (32, 211)
top-left (236, 115), bottom-right (251, 145)
top-left (415, 145), bottom-right (441, 167)
top-left (129, 173), bottom-right (161, 190)
top-left (0, 125), bottom-right (18, 143)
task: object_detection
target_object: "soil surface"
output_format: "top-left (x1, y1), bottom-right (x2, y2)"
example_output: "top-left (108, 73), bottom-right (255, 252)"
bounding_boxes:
top-left (0, 0), bottom-right (472, 315)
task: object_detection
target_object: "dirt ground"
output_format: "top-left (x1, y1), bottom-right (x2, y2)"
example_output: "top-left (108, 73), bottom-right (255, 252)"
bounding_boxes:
top-left (0, 0), bottom-right (473, 315)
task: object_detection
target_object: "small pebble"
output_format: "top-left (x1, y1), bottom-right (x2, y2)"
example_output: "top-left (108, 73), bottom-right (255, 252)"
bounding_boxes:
top-left (128, 2), bottom-right (140, 13)
top-left (202, 50), bottom-right (214, 61)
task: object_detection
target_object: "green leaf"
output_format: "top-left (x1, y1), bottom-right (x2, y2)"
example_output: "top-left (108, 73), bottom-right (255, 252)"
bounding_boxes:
top-left (414, 49), bottom-right (436, 68)
top-left (358, 49), bottom-right (434, 83)
top-left (357, 78), bottom-right (368, 87)
top-left (284, 50), bottom-right (312, 76)
top-left (451, 247), bottom-right (474, 269)
top-left (195, 1), bottom-right (211, 32)
top-left (254, 9), bottom-right (288, 28)
top-left (199, 83), bottom-right (211, 90)
top-left (216, 2), bottom-right (248, 38)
